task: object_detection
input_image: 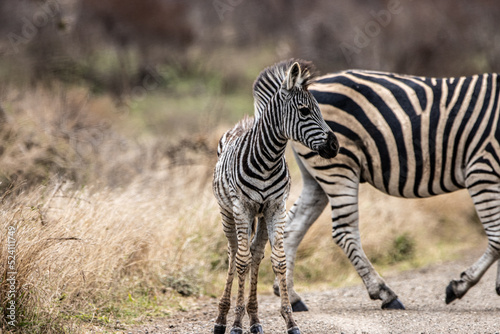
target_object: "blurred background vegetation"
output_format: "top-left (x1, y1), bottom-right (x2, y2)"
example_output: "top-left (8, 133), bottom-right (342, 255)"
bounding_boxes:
top-left (1, 0), bottom-right (499, 190)
top-left (0, 0), bottom-right (498, 332)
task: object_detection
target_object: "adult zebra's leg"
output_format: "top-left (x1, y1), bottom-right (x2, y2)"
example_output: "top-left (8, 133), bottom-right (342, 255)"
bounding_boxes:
top-left (446, 169), bottom-right (500, 304)
top-left (267, 206), bottom-right (301, 334)
top-left (327, 179), bottom-right (404, 310)
top-left (246, 218), bottom-right (268, 334)
top-left (275, 150), bottom-right (329, 312)
top-left (214, 216), bottom-right (238, 334)
top-left (497, 261), bottom-right (500, 295)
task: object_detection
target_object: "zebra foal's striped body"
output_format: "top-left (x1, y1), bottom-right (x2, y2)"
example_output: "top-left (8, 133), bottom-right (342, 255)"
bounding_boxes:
top-left (280, 70), bottom-right (500, 310)
top-left (212, 60), bottom-right (338, 334)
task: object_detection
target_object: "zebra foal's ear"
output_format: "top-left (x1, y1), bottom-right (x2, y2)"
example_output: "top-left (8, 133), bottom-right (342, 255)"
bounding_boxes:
top-left (283, 61), bottom-right (303, 91)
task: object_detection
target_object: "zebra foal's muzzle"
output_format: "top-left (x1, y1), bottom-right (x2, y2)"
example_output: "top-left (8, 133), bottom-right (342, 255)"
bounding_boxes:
top-left (317, 131), bottom-right (339, 159)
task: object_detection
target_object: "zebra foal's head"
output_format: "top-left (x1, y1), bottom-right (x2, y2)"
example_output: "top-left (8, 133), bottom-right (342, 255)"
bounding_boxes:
top-left (254, 59), bottom-right (339, 159)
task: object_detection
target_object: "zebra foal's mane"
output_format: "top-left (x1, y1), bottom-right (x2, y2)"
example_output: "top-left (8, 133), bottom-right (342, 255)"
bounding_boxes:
top-left (252, 59), bottom-right (317, 120)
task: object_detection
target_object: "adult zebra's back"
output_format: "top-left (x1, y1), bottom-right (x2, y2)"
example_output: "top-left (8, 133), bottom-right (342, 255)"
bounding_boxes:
top-left (280, 70), bottom-right (500, 311)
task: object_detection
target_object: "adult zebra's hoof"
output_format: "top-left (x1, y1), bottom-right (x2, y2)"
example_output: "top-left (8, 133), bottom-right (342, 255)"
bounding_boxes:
top-left (214, 324), bottom-right (226, 334)
top-left (287, 326), bottom-right (301, 334)
top-left (250, 323), bottom-right (264, 334)
top-left (291, 300), bottom-right (309, 312)
top-left (273, 282), bottom-right (280, 297)
top-left (381, 298), bottom-right (405, 310)
top-left (230, 327), bottom-right (243, 334)
top-left (445, 282), bottom-right (458, 304)
top-left (496, 284), bottom-right (500, 296)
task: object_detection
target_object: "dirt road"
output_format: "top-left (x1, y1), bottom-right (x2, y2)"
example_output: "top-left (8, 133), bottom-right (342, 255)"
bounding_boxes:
top-left (135, 253), bottom-right (500, 333)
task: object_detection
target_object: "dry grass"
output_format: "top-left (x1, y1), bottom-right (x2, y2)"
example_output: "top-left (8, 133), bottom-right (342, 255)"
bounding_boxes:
top-left (0, 85), bottom-right (487, 332)
top-left (0, 170), bottom-right (223, 332)
top-left (0, 86), bottom-right (224, 332)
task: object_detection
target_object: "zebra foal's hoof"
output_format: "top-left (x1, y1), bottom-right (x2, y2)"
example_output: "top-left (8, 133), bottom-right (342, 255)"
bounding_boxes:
top-left (214, 324), bottom-right (226, 334)
top-left (250, 323), bottom-right (264, 333)
top-left (381, 298), bottom-right (405, 310)
top-left (230, 327), bottom-right (243, 334)
top-left (287, 326), bottom-right (301, 334)
top-left (291, 300), bottom-right (309, 312)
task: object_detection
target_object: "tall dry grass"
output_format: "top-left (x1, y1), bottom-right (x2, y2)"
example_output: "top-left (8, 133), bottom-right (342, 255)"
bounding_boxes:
top-left (0, 85), bottom-right (486, 332)
top-left (0, 169), bottom-right (226, 332)
top-left (0, 85), bottom-right (225, 332)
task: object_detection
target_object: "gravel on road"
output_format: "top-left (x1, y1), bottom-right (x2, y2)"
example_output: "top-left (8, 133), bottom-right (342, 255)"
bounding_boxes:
top-left (131, 253), bottom-right (500, 333)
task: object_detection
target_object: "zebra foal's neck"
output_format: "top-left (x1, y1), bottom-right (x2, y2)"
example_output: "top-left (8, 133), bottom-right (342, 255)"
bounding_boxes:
top-left (234, 109), bottom-right (288, 186)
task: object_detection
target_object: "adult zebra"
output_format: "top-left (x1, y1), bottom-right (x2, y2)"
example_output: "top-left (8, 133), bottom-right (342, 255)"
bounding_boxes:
top-left (213, 59), bottom-right (338, 334)
top-left (277, 69), bottom-right (500, 311)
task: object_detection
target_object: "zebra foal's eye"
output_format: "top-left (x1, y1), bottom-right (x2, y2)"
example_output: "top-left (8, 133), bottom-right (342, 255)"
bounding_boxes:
top-left (299, 106), bottom-right (311, 116)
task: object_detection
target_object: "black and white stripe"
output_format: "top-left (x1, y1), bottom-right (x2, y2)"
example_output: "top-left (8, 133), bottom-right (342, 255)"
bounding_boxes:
top-left (280, 70), bottom-right (500, 311)
top-left (212, 60), bottom-right (338, 334)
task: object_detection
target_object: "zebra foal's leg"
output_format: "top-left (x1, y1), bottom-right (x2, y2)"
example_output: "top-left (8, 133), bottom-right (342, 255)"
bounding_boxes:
top-left (446, 172), bottom-right (500, 303)
top-left (246, 218), bottom-right (268, 334)
top-left (214, 216), bottom-right (238, 334)
top-left (229, 210), bottom-right (253, 334)
top-left (267, 205), bottom-right (301, 334)
top-left (275, 152), bottom-right (329, 312)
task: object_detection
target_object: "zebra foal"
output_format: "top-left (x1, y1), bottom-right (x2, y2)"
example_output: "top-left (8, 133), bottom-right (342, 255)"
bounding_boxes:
top-left (212, 59), bottom-right (338, 334)
top-left (277, 69), bottom-right (500, 311)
